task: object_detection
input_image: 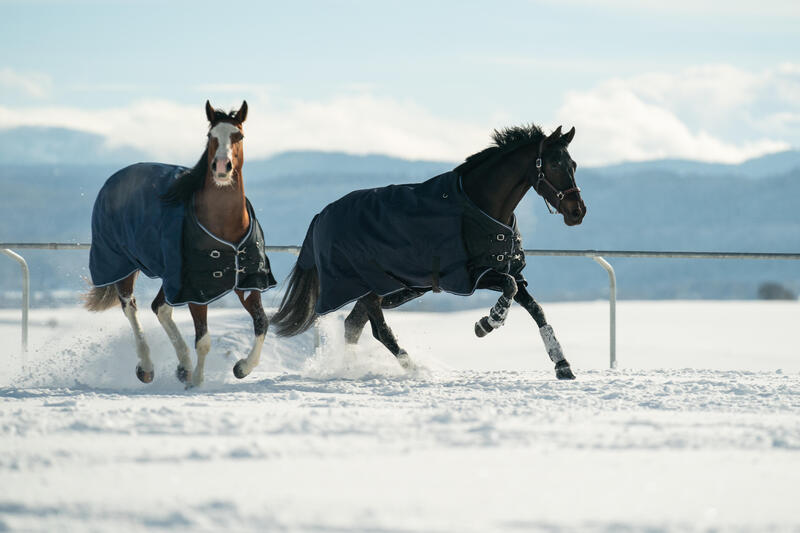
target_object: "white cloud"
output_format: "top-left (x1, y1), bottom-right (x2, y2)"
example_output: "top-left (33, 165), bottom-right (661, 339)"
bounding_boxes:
top-left (555, 64), bottom-right (798, 165)
top-left (0, 94), bottom-right (492, 164)
top-left (0, 68), bottom-right (52, 98)
top-left (0, 63), bottom-right (797, 166)
top-left (0, 100), bottom-right (207, 162)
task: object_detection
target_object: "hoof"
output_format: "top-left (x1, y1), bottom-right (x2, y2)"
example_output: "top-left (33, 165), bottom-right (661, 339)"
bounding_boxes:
top-left (175, 365), bottom-right (190, 383)
top-left (396, 350), bottom-right (415, 371)
top-left (555, 360), bottom-right (576, 380)
top-left (187, 374), bottom-right (204, 389)
top-left (474, 318), bottom-right (492, 338)
top-left (136, 364), bottom-right (154, 384)
top-left (233, 359), bottom-right (249, 379)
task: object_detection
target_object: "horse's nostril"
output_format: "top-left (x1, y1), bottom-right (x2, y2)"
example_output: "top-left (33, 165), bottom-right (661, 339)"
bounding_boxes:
top-left (225, 161), bottom-right (233, 172)
top-left (571, 209), bottom-right (582, 218)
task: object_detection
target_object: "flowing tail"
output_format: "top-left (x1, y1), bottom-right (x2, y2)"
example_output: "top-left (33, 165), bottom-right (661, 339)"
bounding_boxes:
top-left (271, 263), bottom-right (320, 337)
top-left (83, 285), bottom-right (120, 312)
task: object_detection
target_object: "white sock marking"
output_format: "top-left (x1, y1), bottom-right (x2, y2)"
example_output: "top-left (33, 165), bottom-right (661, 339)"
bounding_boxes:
top-left (121, 297), bottom-right (152, 371)
top-left (156, 304), bottom-right (191, 368)
top-left (192, 333), bottom-right (211, 387)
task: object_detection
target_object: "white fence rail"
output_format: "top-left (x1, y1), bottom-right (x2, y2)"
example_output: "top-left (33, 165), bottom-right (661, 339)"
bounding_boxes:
top-left (3, 243), bottom-right (800, 369)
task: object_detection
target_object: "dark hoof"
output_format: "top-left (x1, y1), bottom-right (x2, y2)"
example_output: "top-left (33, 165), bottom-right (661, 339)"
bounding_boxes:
top-left (233, 359), bottom-right (249, 379)
top-left (555, 360), bottom-right (576, 380)
top-left (474, 318), bottom-right (492, 338)
top-left (136, 364), bottom-right (154, 384)
top-left (175, 365), bottom-right (189, 383)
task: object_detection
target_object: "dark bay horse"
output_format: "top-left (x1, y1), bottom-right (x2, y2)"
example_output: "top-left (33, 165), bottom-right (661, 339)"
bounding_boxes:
top-left (84, 101), bottom-right (276, 387)
top-left (271, 125), bottom-right (586, 379)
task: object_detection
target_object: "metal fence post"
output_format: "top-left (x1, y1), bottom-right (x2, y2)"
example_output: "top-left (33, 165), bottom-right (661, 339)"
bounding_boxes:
top-left (1, 249), bottom-right (30, 361)
top-left (592, 256), bottom-right (617, 369)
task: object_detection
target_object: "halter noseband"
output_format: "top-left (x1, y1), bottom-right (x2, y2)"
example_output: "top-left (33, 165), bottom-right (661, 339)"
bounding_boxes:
top-left (530, 137), bottom-right (581, 215)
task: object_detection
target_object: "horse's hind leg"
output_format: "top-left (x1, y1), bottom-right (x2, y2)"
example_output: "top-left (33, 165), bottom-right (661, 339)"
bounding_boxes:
top-left (514, 284), bottom-right (575, 380)
top-left (344, 299), bottom-right (369, 344)
top-left (115, 272), bottom-right (154, 383)
top-left (151, 288), bottom-right (192, 384)
top-left (232, 290), bottom-right (268, 379)
top-left (346, 288), bottom-right (425, 344)
top-left (359, 293), bottom-right (414, 370)
top-left (188, 303), bottom-right (210, 388)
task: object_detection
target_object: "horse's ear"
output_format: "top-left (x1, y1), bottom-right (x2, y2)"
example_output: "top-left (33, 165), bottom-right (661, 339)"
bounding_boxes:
top-left (562, 126), bottom-right (575, 145)
top-left (235, 100), bottom-right (248, 123)
top-left (546, 125), bottom-right (562, 143)
top-left (205, 100), bottom-right (216, 123)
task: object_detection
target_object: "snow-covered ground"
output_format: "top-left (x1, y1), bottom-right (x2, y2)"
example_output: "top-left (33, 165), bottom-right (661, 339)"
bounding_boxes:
top-left (1, 300), bottom-right (799, 532)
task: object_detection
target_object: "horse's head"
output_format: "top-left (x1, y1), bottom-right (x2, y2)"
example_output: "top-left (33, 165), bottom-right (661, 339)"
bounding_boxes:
top-left (530, 126), bottom-right (586, 226)
top-left (205, 100), bottom-right (247, 187)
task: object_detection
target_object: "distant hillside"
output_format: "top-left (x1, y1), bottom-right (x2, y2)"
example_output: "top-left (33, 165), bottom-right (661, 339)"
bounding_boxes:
top-left (0, 126), bottom-right (798, 306)
top-left (0, 126), bottom-right (147, 165)
top-left (246, 150), bottom-right (453, 182)
top-left (592, 150), bottom-right (800, 179)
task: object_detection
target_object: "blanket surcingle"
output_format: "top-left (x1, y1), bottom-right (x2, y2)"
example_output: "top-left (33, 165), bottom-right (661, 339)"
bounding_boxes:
top-left (298, 171), bottom-right (526, 314)
top-left (89, 163), bottom-right (276, 305)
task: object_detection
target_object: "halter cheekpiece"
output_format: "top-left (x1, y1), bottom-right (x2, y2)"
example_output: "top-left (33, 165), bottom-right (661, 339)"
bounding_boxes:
top-left (530, 137), bottom-right (581, 215)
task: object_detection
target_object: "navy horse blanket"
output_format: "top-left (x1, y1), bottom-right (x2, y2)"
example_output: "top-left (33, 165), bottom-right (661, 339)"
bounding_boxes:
top-left (89, 163), bottom-right (276, 305)
top-left (298, 171), bottom-right (526, 314)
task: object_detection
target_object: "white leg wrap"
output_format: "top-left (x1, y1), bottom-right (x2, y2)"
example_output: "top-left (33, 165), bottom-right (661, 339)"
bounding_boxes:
top-left (486, 297), bottom-right (510, 328)
top-left (156, 304), bottom-right (191, 368)
top-left (539, 325), bottom-right (565, 364)
top-left (192, 333), bottom-right (211, 387)
top-left (122, 297), bottom-right (152, 371)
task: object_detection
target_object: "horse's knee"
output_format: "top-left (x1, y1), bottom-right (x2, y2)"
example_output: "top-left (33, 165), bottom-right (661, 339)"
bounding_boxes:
top-left (516, 290), bottom-right (547, 327)
top-left (150, 288), bottom-right (167, 315)
top-left (530, 302), bottom-right (546, 327)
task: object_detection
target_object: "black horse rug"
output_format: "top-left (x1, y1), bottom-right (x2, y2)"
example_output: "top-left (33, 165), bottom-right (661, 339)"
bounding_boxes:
top-left (298, 171), bottom-right (527, 314)
top-left (89, 163), bottom-right (276, 305)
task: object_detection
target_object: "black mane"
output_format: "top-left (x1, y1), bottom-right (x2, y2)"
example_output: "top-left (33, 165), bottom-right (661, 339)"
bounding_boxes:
top-left (161, 147), bottom-right (208, 205)
top-left (455, 124), bottom-right (546, 176)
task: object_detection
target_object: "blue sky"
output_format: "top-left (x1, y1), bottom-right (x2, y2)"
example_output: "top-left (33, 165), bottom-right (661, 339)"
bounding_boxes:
top-left (1, 0), bottom-right (798, 165)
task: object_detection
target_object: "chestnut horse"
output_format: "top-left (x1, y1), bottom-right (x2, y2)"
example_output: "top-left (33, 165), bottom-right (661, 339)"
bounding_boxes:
top-left (85, 101), bottom-right (275, 387)
top-left (272, 125), bottom-right (585, 379)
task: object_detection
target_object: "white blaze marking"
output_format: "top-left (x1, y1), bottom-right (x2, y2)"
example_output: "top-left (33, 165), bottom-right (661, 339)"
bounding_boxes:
top-left (208, 122), bottom-right (239, 186)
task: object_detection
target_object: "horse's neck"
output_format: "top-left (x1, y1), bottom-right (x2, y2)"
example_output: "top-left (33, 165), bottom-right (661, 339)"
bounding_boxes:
top-left (463, 154), bottom-right (531, 225)
top-left (194, 174), bottom-right (250, 243)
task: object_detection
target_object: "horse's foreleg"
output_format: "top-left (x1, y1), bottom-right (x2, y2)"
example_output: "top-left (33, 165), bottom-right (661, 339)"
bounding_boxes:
top-left (474, 274), bottom-right (518, 337)
top-left (361, 293), bottom-right (414, 370)
top-left (344, 299), bottom-right (369, 344)
top-left (514, 285), bottom-right (575, 380)
top-left (188, 303), bottom-right (209, 388)
top-left (116, 273), bottom-right (154, 383)
top-left (232, 290), bottom-right (268, 379)
top-left (151, 288), bottom-right (192, 383)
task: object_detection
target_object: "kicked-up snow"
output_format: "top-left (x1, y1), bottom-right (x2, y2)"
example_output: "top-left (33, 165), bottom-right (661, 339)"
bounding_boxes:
top-left (0, 300), bottom-right (799, 531)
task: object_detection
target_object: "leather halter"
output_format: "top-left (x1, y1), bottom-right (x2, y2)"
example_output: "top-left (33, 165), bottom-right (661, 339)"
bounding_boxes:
top-left (529, 136), bottom-right (581, 215)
